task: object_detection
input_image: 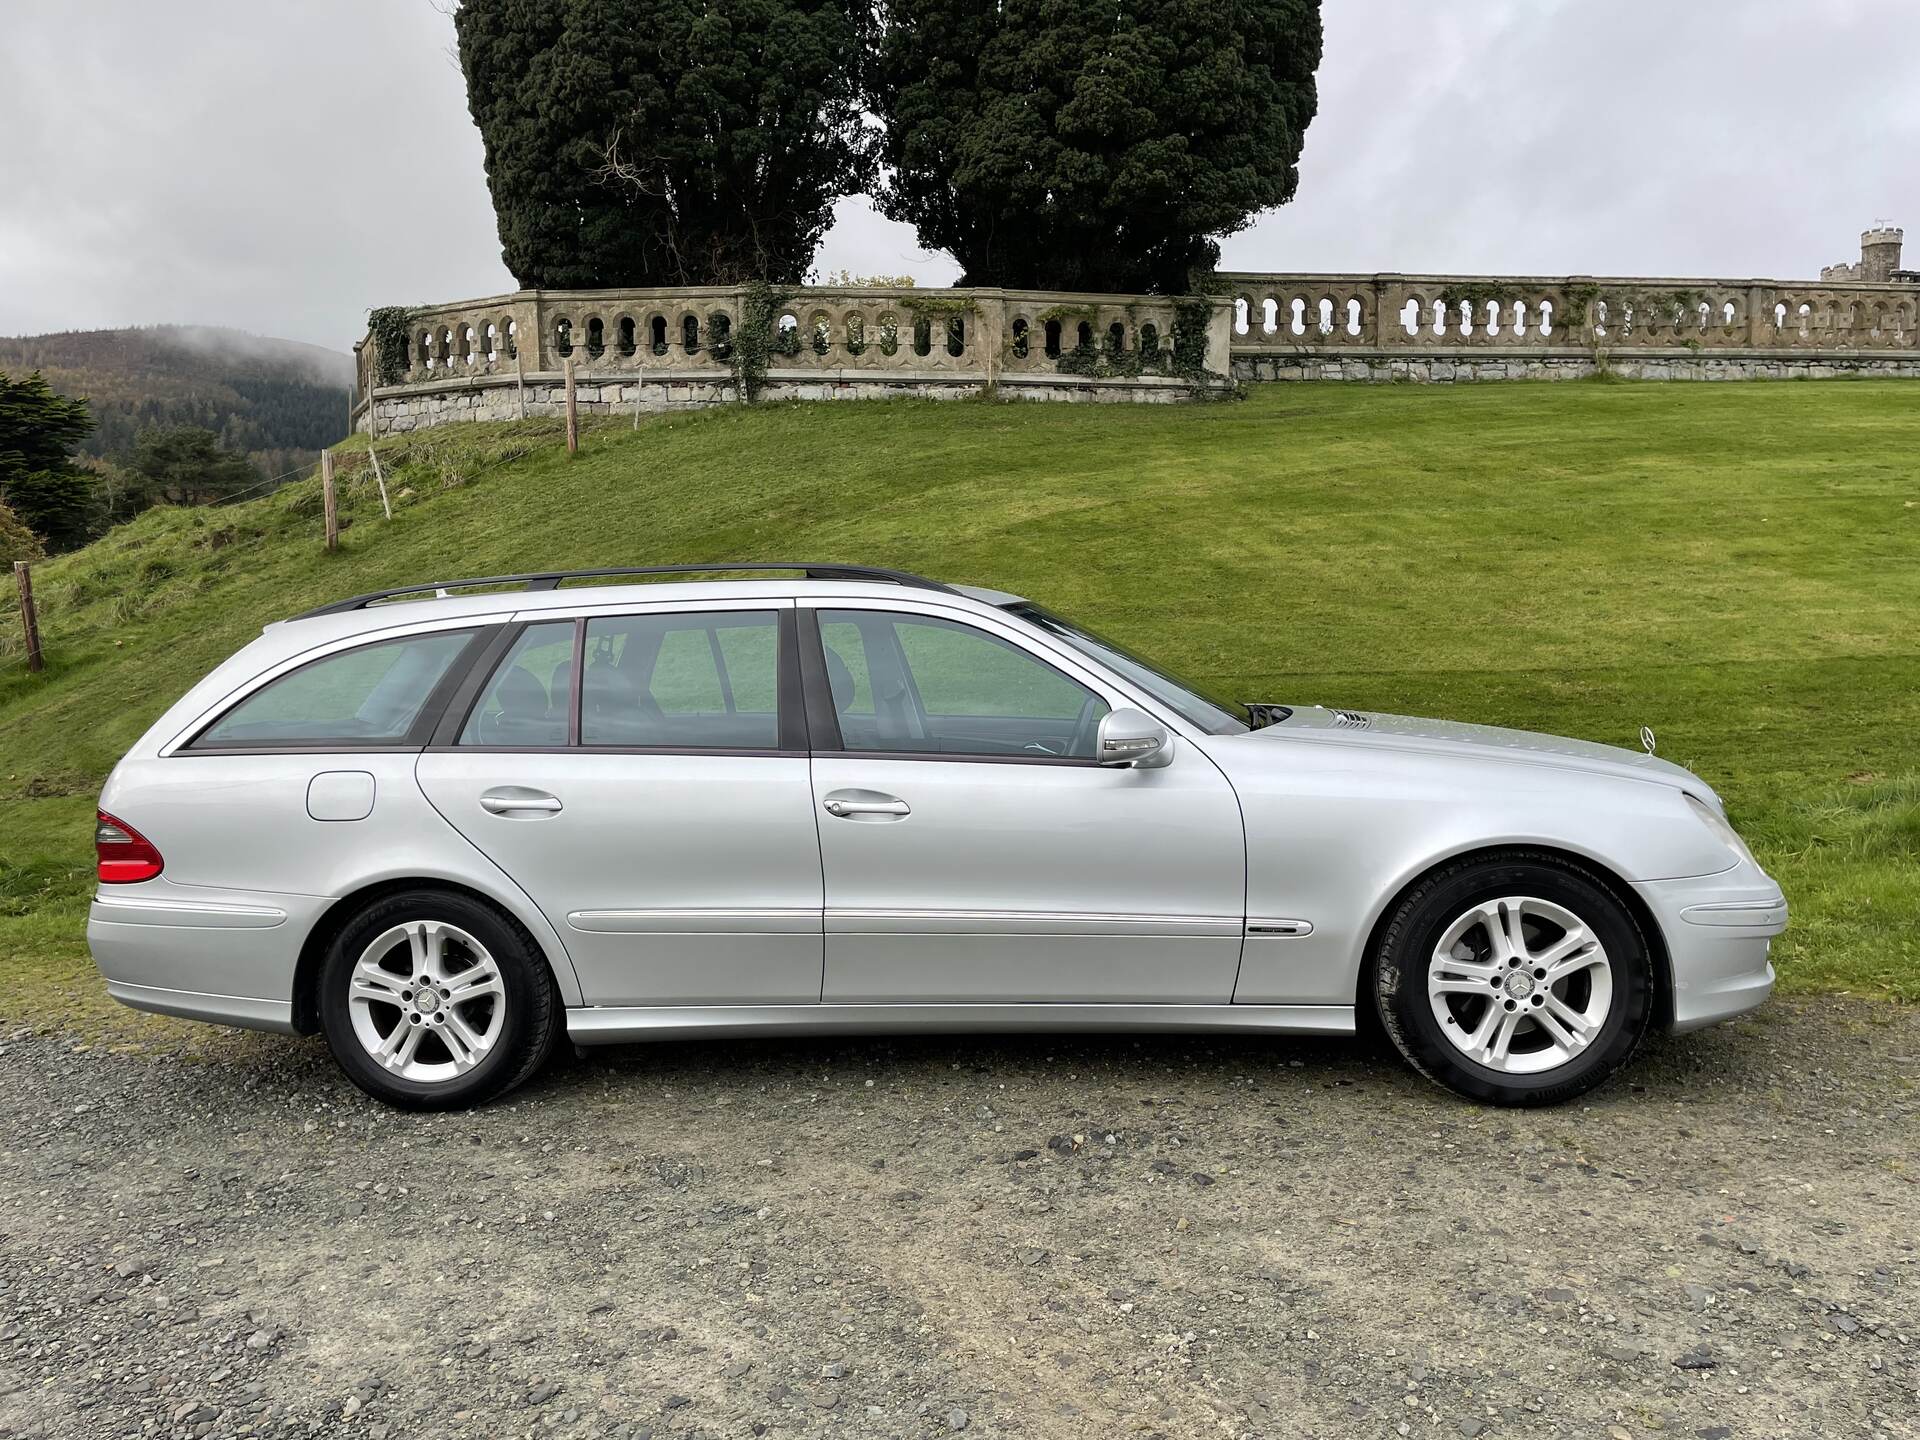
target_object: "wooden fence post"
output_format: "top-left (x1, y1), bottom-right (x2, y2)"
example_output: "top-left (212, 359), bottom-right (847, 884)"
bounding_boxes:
top-left (366, 442), bottom-right (392, 521)
top-left (515, 346), bottom-right (528, 421)
top-left (564, 357), bottom-right (579, 454)
top-left (321, 451), bottom-right (338, 551)
top-left (13, 561), bottom-right (43, 673)
top-left (633, 376), bottom-right (643, 430)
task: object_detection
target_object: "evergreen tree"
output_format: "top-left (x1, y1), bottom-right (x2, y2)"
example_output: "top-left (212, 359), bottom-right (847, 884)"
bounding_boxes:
top-left (455, 0), bottom-right (873, 287)
top-left (871, 0), bottom-right (1322, 293)
top-left (124, 427), bottom-right (262, 508)
top-left (0, 371), bottom-right (98, 552)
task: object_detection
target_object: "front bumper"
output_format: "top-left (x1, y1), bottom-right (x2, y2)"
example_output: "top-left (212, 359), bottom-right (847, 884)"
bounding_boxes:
top-left (1634, 859), bottom-right (1786, 1033)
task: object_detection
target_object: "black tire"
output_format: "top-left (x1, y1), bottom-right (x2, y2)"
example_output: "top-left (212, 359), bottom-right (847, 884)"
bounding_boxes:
top-left (318, 889), bottom-right (560, 1110)
top-left (1372, 851), bottom-right (1653, 1107)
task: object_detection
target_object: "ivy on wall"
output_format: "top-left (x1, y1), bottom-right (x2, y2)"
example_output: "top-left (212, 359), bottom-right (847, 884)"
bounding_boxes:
top-left (1049, 297), bottom-right (1225, 393)
top-left (366, 307), bottom-right (416, 389)
top-left (728, 283), bottom-right (791, 402)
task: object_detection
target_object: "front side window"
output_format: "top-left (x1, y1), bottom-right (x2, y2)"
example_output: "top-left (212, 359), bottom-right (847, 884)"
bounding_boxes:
top-left (459, 621), bottom-right (575, 747)
top-left (581, 610), bottom-right (780, 748)
top-left (194, 630), bottom-right (475, 748)
top-left (818, 610), bottom-right (1108, 759)
top-left (1007, 603), bottom-right (1250, 735)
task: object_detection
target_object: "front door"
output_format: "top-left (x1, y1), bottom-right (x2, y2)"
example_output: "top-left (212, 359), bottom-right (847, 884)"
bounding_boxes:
top-left (416, 602), bottom-right (823, 1006)
top-left (804, 604), bottom-right (1245, 1004)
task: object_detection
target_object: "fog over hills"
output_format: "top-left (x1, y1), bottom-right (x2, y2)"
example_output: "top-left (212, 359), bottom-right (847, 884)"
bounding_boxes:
top-left (0, 325), bottom-right (353, 479)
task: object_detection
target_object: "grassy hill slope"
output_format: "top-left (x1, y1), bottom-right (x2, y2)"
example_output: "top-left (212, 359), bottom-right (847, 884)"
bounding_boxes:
top-left (0, 325), bottom-right (352, 479)
top-left (2, 382), bottom-right (1916, 1036)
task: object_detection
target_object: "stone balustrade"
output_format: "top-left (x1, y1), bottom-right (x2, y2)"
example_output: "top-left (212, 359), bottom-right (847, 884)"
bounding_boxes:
top-left (1221, 272), bottom-right (1919, 382)
top-left (352, 286), bottom-right (1234, 432)
top-left (353, 257), bottom-right (1919, 434)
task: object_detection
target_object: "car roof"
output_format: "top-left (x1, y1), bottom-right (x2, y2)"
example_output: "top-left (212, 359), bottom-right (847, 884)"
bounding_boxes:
top-left (268, 577), bottom-right (1030, 645)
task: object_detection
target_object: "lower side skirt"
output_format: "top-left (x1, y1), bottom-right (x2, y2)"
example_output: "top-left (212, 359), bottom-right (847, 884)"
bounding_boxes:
top-left (567, 1002), bottom-right (1355, 1045)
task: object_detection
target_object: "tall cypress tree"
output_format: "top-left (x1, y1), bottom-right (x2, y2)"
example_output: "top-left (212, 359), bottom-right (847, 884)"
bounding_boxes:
top-left (871, 0), bottom-right (1323, 293)
top-left (455, 0), bottom-right (873, 288)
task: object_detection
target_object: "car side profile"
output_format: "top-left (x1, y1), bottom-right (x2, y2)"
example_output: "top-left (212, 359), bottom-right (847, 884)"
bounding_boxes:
top-left (87, 563), bottom-right (1786, 1109)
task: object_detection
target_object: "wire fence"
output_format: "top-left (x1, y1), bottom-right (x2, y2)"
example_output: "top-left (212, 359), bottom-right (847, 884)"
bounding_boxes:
top-left (211, 460), bottom-right (318, 507)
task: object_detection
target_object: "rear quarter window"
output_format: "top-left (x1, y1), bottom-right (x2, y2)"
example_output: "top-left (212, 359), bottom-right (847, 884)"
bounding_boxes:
top-left (191, 630), bottom-right (477, 749)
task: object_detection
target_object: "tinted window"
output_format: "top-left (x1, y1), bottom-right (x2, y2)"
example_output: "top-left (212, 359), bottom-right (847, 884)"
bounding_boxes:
top-left (459, 622), bottom-right (574, 747)
top-left (818, 610), bottom-right (1107, 759)
top-left (195, 631), bottom-right (474, 748)
top-left (581, 611), bottom-right (780, 749)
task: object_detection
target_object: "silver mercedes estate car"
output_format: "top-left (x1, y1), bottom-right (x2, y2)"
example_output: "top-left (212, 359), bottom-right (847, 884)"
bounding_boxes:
top-left (88, 563), bottom-right (1785, 1110)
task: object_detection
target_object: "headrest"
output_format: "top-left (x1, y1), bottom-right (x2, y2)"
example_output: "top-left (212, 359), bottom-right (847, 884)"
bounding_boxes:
top-left (824, 647), bottom-right (856, 713)
top-left (496, 665), bottom-right (550, 718)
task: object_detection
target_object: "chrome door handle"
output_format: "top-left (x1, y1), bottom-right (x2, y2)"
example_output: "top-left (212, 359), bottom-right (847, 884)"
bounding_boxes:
top-left (480, 790), bottom-right (563, 815)
top-left (823, 797), bottom-right (910, 818)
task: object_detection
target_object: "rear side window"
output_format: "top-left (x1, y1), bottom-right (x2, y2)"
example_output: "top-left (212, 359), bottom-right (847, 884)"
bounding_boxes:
top-left (193, 631), bottom-right (475, 749)
top-left (458, 621), bottom-right (576, 747)
top-left (581, 611), bottom-right (780, 749)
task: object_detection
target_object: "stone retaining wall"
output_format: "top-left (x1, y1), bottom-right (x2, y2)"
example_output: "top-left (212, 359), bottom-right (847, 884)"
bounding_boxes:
top-left (1233, 351), bottom-right (1920, 384)
top-left (366, 366), bottom-right (1201, 434)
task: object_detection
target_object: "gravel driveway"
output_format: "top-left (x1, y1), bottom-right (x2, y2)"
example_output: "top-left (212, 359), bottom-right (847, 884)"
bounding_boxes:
top-left (0, 999), bottom-right (1914, 1440)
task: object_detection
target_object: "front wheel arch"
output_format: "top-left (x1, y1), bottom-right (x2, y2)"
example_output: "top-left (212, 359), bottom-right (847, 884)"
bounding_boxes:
top-left (292, 879), bottom-right (568, 1035)
top-left (1352, 844), bottom-right (1673, 1034)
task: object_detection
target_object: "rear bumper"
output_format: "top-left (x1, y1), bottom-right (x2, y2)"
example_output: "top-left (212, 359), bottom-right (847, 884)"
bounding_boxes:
top-left (1634, 861), bottom-right (1786, 1034)
top-left (87, 881), bottom-right (318, 1032)
top-left (104, 980), bottom-right (295, 1034)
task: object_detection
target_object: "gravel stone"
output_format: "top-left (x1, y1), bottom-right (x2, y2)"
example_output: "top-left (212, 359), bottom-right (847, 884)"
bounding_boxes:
top-left (0, 999), bottom-right (1911, 1439)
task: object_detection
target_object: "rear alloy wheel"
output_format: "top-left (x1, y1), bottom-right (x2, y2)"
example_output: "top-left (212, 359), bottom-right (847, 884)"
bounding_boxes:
top-left (1374, 853), bottom-right (1653, 1106)
top-left (319, 891), bottom-right (558, 1109)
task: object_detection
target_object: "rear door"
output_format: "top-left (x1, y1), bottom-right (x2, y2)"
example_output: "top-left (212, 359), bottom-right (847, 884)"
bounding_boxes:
top-left (415, 600), bottom-right (824, 1006)
top-left (803, 601), bottom-right (1246, 1004)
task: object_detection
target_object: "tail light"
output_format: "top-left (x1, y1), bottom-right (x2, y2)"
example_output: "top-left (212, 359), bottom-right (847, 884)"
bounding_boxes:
top-left (95, 810), bottom-right (164, 884)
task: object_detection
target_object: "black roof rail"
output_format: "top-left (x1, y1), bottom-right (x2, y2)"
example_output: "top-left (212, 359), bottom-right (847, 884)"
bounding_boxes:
top-left (291, 563), bottom-right (961, 619)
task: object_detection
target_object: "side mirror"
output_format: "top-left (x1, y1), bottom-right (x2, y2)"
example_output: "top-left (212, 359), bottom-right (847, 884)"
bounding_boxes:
top-left (1097, 708), bottom-right (1174, 769)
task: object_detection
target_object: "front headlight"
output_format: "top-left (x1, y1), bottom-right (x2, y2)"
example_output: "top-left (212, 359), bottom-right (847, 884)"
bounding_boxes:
top-left (1685, 792), bottom-right (1756, 867)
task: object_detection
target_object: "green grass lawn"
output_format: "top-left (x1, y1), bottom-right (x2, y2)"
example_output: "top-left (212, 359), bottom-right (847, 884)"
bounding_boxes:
top-left (3, 380), bottom-right (1917, 1038)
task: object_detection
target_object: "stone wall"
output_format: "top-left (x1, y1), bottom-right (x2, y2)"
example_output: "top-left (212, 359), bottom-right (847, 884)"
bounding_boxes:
top-left (352, 230), bottom-right (1917, 430)
top-left (365, 370), bottom-right (1200, 434)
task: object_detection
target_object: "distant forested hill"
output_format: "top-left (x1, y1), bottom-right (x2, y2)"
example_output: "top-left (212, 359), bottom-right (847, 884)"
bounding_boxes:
top-left (0, 326), bottom-right (352, 481)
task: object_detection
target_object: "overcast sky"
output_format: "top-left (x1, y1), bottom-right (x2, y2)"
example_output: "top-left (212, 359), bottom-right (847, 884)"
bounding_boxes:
top-left (2, 1), bottom-right (1915, 354)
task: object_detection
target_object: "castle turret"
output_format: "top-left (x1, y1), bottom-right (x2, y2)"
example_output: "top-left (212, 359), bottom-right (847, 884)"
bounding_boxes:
top-left (1822, 225), bottom-right (1904, 282)
top-left (1859, 226), bottom-right (1903, 283)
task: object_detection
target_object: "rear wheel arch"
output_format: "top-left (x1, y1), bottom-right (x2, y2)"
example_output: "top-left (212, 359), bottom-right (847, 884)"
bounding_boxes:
top-left (1352, 844), bottom-right (1673, 1032)
top-left (293, 878), bottom-right (571, 1035)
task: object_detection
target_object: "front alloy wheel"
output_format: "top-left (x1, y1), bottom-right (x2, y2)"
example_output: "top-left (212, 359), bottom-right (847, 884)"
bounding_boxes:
top-left (1375, 852), bottom-right (1653, 1106)
top-left (1426, 897), bottom-right (1613, 1074)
